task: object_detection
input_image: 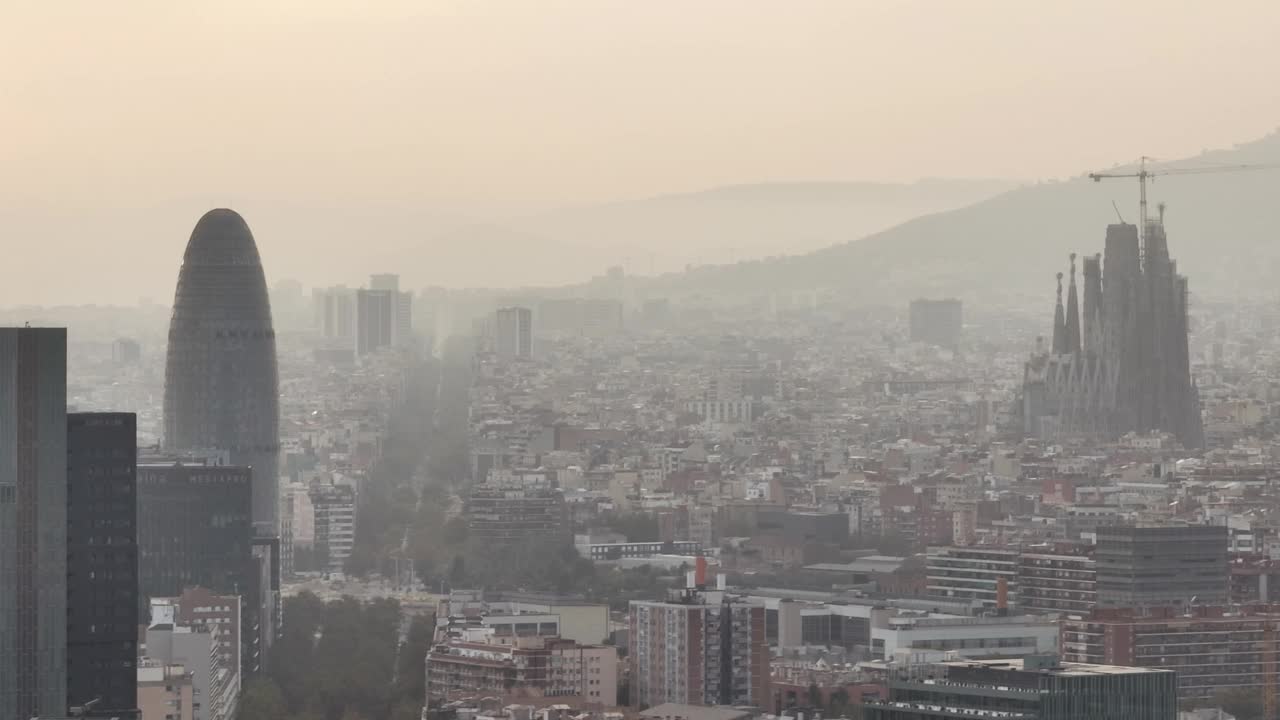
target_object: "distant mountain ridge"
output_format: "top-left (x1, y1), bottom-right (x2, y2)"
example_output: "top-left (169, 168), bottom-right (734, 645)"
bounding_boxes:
top-left (631, 129), bottom-right (1280, 305)
top-left (510, 178), bottom-right (1018, 273)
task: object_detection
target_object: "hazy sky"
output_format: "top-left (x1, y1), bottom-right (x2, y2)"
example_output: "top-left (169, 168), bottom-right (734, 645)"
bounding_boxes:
top-left (4, 1), bottom-right (1280, 305)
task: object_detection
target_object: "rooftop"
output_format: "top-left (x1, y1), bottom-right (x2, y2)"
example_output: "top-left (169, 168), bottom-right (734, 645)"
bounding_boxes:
top-left (641, 704), bottom-right (754, 720)
top-left (941, 657), bottom-right (1173, 677)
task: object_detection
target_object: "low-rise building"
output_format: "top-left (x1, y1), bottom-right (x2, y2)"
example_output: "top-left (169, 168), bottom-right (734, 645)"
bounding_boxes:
top-left (426, 635), bottom-right (617, 706)
top-left (1016, 544), bottom-right (1096, 614)
top-left (870, 612), bottom-right (1058, 661)
top-left (925, 546), bottom-right (1018, 609)
top-left (864, 655), bottom-right (1177, 720)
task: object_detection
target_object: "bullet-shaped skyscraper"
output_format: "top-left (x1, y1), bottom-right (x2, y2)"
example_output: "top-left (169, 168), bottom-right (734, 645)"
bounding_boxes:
top-left (163, 209), bottom-right (281, 532)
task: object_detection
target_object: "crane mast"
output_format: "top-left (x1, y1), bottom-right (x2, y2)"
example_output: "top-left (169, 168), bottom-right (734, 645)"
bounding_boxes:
top-left (1089, 157), bottom-right (1280, 258)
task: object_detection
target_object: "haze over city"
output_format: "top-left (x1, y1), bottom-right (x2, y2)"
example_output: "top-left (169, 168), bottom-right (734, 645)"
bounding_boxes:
top-left (9, 5), bottom-right (1280, 720)
top-left (5, 1), bottom-right (1280, 304)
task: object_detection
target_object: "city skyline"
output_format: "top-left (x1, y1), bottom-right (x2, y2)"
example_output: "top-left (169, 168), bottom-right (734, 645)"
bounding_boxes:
top-left (8, 5), bottom-right (1280, 720)
top-left (5, 2), bottom-right (1280, 304)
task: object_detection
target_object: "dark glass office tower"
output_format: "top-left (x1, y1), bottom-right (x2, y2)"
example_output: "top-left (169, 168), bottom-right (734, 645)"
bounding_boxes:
top-left (162, 209), bottom-right (280, 531)
top-left (136, 460), bottom-right (254, 603)
top-left (66, 413), bottom-right (139, 719)
top-left (136, 459), bottom-right (262, 677)
top-left (0, 327), bottom-right (67, 720)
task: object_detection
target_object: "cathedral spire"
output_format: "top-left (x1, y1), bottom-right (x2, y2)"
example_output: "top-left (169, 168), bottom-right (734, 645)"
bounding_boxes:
top-left (1065, 253), bottom-right (1081, 354)
top-left (1052, 271), bottom-right (1067, 355)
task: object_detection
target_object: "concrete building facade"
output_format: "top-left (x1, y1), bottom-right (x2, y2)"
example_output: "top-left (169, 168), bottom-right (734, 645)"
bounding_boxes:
top-left (629, 593), bottom-right (770, 709)
top-left (425, 637), bottom-right (617, 706)
top-left (157, 588), bottom-right (241, 708)
top-left (925, 546), bottom-right (1018, 609)
top-left (1016, 546), bottom-right (1097, 614)
top-left (137, 663), bottom-right (194, 720)
top-left (145, 602), bottom-right (238, 720)
top-left (1061, 605), bottom-right (1280, 700)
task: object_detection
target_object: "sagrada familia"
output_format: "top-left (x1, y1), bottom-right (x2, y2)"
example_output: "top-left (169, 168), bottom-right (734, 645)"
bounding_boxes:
top-left (1021, 213), bottom-right (1204, 448)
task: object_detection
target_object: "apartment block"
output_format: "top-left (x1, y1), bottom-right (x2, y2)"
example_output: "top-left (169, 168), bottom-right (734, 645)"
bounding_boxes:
top-left (629, 592), bottom-right (770, 709)
top-left (925, 546), bottom-right (1018, 609)
top-left (1016, 544), bottom-right (1097, 614)
top-left (425, 636), bottom-right (617, 706)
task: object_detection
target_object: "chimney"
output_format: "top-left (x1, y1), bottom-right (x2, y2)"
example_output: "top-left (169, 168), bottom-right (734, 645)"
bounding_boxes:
top-left (997, 577), bottom-right (1009, 612)
top-left (695, 555), bottom-right (708, 587)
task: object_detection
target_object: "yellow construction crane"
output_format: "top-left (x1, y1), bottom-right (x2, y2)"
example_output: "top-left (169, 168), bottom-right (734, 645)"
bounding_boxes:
top-left (1088, 156), bottom-right (1280, 247)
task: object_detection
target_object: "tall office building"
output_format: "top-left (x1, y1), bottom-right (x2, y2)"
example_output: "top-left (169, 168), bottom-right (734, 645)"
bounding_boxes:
top-left (136, 458), bottom-right (262, 676)
top-left (354, 288), bottom-right (396, 356)
top-left (493, 306), bottom-right (533, 360)
top-left (367, 274), bottom-right (414, 347)
top-left (908, 298), bottom-right (962, 347)
top-left (309, 483), bottom-right (356, 574)
top-left (1022, 219), bottom-right (1203, 447)
top-left (1095, 525), bottom-right (1228, 608)
top-left (163, 208), bottom-right (281, 532)
top-left (66, 413), bottom-right (139, 719)
top-left (629, 591), bottom-right (769, 709)
top-left (313, 285), bottom-right (356, 341)
top-left (0, 327), bottom-right (68, 720)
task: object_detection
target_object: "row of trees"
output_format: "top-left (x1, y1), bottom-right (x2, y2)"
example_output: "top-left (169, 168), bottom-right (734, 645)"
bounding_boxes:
top-left (345, 356), bottom-right (441, 578)
top-left (239, 592), bottom-right (433, 720)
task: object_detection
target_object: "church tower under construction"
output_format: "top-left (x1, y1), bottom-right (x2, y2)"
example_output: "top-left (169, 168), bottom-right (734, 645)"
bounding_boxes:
top-left (1021, 214), bottom-right (1203, 448)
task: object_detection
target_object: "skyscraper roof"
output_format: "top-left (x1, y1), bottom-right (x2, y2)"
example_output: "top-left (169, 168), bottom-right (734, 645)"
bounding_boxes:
top-left (182, 208), bottom-right (263, 266)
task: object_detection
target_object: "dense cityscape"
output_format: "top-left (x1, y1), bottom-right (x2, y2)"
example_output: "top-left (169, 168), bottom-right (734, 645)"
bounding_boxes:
top-left (7, 189), bottom-right (1280, 720)
top-left (8, 5), bottom-right (1280, 720)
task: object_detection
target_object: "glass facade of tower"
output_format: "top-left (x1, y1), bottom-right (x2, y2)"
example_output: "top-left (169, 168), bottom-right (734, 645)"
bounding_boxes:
top-left (0, 327), bottom-right (68, 720)
top-left (163, 209), bottom-right (280, 531)
top-left (66, 412), bottom-right (139, 718)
